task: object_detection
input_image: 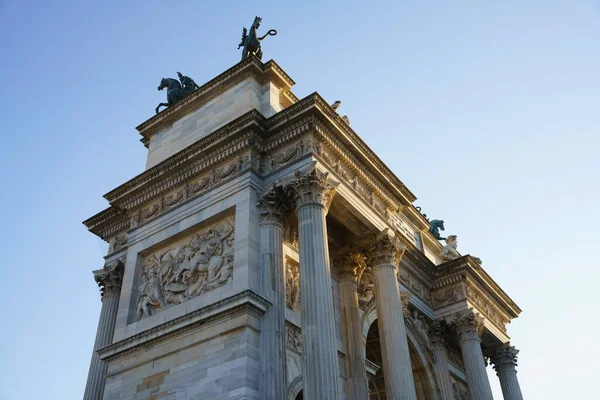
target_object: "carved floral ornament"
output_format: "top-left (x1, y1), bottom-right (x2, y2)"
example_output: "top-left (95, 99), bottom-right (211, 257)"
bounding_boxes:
top-left (370, 229), bottom-right (406, 267)
top-left (94, 258), bottom-right (125, 299)
top-left (449, 310), bottom-right (485, 342)
top-left (136, 217), bottom-right (235, 320)
top-left (490, 345), bottom-right (519, 372)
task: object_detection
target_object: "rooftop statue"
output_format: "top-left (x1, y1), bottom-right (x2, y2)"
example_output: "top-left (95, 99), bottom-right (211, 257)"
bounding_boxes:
top-left (429, 219), bottom-right (446, 240)
top-left (238, 16), bottom-right (277, 61)
top-left (440, 235), bottom-right (461, 261)
top-left (155, 72), bottom-right (199, 114)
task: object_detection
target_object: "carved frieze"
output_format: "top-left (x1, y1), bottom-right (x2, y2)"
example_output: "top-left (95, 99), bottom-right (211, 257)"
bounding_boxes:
top-left (432, 283), bottom-right (467, 308)
top-left (466, 284), bottom-right (509, 331)
top-left (136, 216), bottom-right (235, 320)
top-left (285, 259), bottom-right (300, 313)
top-left (285, 322), bottom-right (302, 353)
top-left (398, 265), bottom-right (432, 304)
top-left (109, 234), bottom-right (127, 253)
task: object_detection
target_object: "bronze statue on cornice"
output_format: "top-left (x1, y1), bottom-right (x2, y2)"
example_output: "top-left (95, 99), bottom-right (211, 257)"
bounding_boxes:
top-left (155, 72), bottom-right (199, 114)
top-left (238, 16), bottom-right (277, 61)
top-left (429, 219), bottom-right (446, 240)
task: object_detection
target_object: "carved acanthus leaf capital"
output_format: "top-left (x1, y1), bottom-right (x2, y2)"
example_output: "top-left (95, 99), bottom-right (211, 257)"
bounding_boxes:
top-left (490, 345), bottom-right (519, 372)
top-left (94, 258), bottom-right (125, 300)
top-left (333, 246), bottom-right (367, 283)
top-left (370, 229), bottom-right (406, 268)
top-left (450, 310), bottom-right (485, 342)
top-left (257, 183), bottom-right (291, 225)
top-left (284, 166), bottom-right (338, 211)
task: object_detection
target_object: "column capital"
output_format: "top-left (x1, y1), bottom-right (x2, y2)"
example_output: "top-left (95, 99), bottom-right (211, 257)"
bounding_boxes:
top-left (490, 345), bottom-right (520, 373)
top-left (93, 259), bottom-right (124, 300)
top-left (370, 229), bottom-right (406, 268)
top-left (257, 183), bottom-right (291, 226)
top-left (284, 166), bottom-right (338, 212)
top-left (333, 246), bottom-right (367, 284)
top-left (450, 310), bottom-right (485, 342)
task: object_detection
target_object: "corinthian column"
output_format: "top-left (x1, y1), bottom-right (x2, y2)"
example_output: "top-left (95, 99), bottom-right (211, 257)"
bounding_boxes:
top-left (429, 321), bottom-right (454, 400)
top-left (285, 167), bottom-right (340, 400)
top-left (256, 185), bottom-right (289, 400)
top-left (490, 345), bottom-right (524, 400)
top-left (369, 229), bottom-right (417, 400)
top-left (334, 248), bottom-right (370, 400)
top-left (452, 311), bottom-right (494, 400)
top-left (83, 259), bottom-right (124, 400)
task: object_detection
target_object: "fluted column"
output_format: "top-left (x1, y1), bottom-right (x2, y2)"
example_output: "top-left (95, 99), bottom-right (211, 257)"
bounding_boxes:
top-left (491, 345), bottom-right (524, 400)
top-left (452, 311), bottom-right (494, 400)
top-left (370, 229), bottom-right (417, 400)
top-left (83, 260), bottom-right (124, 400)
top-left (257, 185), bottom-right (289, 400)
top-left (335, 248), bottom-right (370, 400)
top-left (285, 167), bottom-right (340, 400)
top-left (430, 321), bottom-right (455, 400)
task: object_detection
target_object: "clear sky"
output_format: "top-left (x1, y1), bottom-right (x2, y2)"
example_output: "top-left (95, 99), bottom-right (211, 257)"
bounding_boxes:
top-left (0, 1), bottom-right (598, 399)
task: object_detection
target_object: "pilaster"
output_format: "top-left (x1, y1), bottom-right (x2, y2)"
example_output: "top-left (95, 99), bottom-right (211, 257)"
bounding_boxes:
top-left (83, 259), bottom-right (124, 400)
top-left (429, 321), bottom-right (454, 400)
top-left (334, 247), bottom-right (370, 400)
top-left (256, 185), bottom-right (290, 399)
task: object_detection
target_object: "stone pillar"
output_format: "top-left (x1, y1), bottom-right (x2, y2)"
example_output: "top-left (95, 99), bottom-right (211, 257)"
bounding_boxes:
top-left (429, 321), bottom-right (454, 400)
top-left (257, 186), bottom-right (289, 400)
top-left (490, 345), bottom-right (524, 400)
top-left (335, 248), bottom-right (370, 400)
top-left (369, 229), bottom-right (417, 400)
top-left (285, 167), bottom-right (340, 400)
top-left (452, 312), bottom-right (494, 400)
top-left (83, 260), bottom-right (124, 400)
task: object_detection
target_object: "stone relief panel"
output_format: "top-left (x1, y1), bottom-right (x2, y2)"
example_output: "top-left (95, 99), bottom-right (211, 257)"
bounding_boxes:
top-left (136, 216), bottom-right (235, 320)
top-left (285, 259), bottom-right (300, 313)
top-left (432, 283), bottom-right (467, 308)
top-left (285, 322), bottom-right (302, 354)
top-left (447, 345), bottom-right (465, 370)
top-left (450, 376), bottom-right (470, 400)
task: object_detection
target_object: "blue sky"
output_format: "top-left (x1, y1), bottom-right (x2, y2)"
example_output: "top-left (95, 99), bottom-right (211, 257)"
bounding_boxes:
top-left (1, 1), bottom-right (598, 399)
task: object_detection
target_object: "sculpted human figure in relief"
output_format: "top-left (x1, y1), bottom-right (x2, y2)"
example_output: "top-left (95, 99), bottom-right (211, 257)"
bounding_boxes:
top-left (136, 218), bottom-right (235, 320)
top-left (440, 235), bottom-right (461, 261)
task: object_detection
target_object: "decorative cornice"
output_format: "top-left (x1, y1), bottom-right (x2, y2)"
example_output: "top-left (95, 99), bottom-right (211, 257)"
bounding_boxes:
top-left (98, 290), bottom-right (269, 362)
top-left (435, 255), bottom-right (521, 320)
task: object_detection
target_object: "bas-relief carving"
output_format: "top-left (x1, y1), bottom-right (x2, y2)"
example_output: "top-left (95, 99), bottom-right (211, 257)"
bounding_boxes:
top-left (398, 265), bottom-right (432, 304)
top-left (285, 259), bottom-right (300, 313)
top-left (447, 346), bottom-right (465, 370)
top-left (432, 283), bottom-right (467, 308)
top-left (466, 284), bottom-right (509, 331)
top-left (450, 376), bottom-right (470, 400)
top-left (357, 268), bottom-right (375, 309)
top-left (285, 322), bottom-right (302, 353)
top-left (409, 309), bottom-right (432, 352)
top-left (109, 234), bottom-right (127, 253)
top-left (136, 216), bottom-right (235, 320)
top-left (130, 156), bottom-right (247, 228)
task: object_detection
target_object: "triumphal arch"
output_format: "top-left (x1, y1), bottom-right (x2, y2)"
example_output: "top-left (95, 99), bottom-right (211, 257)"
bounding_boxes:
top-left (83, 24), bottom-right (524, 400)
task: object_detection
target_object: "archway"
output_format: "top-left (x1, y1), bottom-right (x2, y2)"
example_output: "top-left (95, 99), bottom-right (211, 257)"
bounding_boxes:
top-left (294, 390), bottom-right (303, 400)
top-left (362, 306), bottom-right (439, 400)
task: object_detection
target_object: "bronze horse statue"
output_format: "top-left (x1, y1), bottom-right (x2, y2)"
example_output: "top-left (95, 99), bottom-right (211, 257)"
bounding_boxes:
top-left (155, 75), bottom-right (198, 114)
top-left (238, 16), bottom-right (277, 60)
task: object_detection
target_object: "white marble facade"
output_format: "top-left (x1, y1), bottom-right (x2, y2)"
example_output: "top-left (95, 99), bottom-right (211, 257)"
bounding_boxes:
top-left (83, 57), bottom-right (524, 400)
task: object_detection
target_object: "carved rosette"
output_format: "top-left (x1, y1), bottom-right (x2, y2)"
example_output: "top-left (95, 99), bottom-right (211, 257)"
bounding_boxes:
top-left (370, 229), bottom-right (406, 268)
top-left (490, 345), bottom-right (519, 373)
top-left (284, 167), bottom-right (338, 211)
top-left (451, 311), bottom-right (485, 342)
top-left (94, 259), bottom-right (125, 300)
top-left (256, 184), bottom-right (291, 226)
top-left (333, 247), bottom-right (367, 284)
